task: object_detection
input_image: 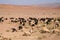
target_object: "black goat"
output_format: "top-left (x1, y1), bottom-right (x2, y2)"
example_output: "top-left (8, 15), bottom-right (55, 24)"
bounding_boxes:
top-left (11, 28), bottom-right (17, 32)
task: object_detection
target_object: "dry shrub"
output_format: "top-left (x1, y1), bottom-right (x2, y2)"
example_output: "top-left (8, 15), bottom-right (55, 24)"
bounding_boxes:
top-left (37, 36), bottom-right (42, 40)
top-left (22, 33), bottom-right (31, 36)
top-left (56, 32), bottom-right (60, 36)
top-left (6, 30), bottom-right (10, 32)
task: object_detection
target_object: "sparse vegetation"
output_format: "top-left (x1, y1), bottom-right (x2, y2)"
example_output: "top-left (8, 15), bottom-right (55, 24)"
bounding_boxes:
top-left (6, 30), bottom-right (10, 32)
top-left (22, 33), bottom-right (31, 36)
top-left (37, 36), bottom-right (42, 40)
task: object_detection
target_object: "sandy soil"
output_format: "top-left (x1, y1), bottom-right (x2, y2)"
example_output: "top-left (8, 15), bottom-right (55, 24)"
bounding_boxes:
top-left (0, 4), bottom-right (60, 40)
top-left (0, 4), bottom-right (60, 18)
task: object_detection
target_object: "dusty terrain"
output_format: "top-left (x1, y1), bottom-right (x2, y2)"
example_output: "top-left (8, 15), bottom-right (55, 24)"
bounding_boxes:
top-left (0, 4), bottom-right (60, 40)
top-left (0, 4), bottom-right (60, 18)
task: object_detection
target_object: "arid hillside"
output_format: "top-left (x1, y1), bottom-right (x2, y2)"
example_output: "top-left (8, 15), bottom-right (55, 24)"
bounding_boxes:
top-left (0, 4), bottom-right (60, 18)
